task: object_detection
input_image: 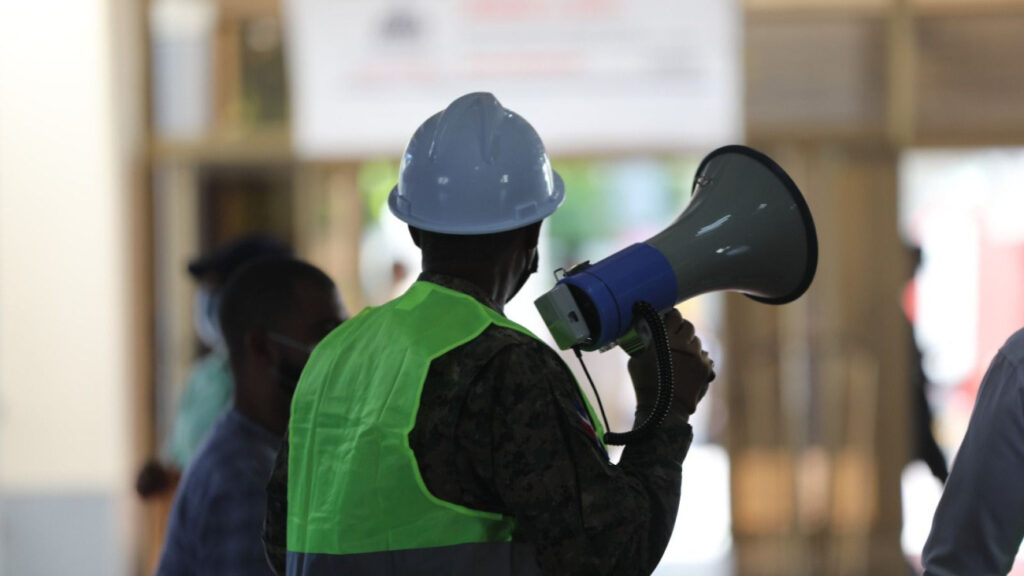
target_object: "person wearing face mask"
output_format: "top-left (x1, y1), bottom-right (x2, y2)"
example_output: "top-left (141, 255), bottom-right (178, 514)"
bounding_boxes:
top-left (263, 93), bottom-right (713, 576)
top-left (154, 257), bottom-right (346, 576)
top-left (136, 235), bottom-right (292, 500)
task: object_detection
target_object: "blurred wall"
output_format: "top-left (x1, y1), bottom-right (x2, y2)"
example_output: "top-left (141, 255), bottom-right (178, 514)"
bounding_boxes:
top-left (0, 0), bottom-right (139, 574)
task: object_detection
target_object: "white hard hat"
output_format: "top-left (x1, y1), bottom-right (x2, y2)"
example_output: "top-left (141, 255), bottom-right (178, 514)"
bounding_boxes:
top-left (388, 92), bottom-right (565, 235)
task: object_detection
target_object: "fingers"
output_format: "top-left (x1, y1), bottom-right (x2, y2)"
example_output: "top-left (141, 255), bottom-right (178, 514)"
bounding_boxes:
top-left (648, 308), bottom-right (715, 372)
top-left (670, 345), bottom-right (711, 366)
top-left (661, 309), bottom-right (694, 341)
top-left (670, 345), bottom-right (715, 408)
top-left (671, 331), bottom-right (703, 357)
top-left (633, 311), bottom-right (717, 419)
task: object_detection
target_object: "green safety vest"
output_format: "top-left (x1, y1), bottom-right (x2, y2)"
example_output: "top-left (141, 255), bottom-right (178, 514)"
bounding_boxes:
top-left (285, 281), bottom-right (604, 575)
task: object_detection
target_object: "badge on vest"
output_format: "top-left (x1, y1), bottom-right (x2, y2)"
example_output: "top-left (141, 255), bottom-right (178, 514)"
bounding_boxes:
top-left (570, 394), bottom-right (608, 459)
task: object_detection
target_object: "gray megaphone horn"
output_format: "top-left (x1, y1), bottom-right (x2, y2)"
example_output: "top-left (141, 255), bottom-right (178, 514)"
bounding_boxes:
top-left (535, 145), bottom-right (818, 354)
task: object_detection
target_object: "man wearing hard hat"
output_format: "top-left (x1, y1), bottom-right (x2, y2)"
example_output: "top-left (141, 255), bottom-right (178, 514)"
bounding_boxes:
top-left (264, 93), bottom-right (713, 576)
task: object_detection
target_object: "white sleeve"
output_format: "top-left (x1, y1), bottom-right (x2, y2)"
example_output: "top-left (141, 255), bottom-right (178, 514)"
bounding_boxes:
top-left (922, 350), bottom-right (1024, 576)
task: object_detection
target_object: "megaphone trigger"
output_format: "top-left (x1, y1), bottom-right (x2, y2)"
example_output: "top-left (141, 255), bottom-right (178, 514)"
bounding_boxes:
top-left (616, 311), bottom-right (658, 356)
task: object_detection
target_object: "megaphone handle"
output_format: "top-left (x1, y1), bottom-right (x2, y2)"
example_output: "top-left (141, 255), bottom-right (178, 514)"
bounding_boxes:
top-left (602, 301), bottom-right (674, 446)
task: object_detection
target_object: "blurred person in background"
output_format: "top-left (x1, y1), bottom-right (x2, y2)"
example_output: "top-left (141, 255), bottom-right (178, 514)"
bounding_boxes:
top-left (922, 326), bottom-right (1024, 575)
top-left (265, 92), bottom-right (713, 576)
top-left (359, 199), bottom-right (422, 305)
top-left (904, 244), bottom-right (949, 483)
top-left (155, 257), bottom-right (346, 576)
top-left (136, 234), bottom-right (292, 498)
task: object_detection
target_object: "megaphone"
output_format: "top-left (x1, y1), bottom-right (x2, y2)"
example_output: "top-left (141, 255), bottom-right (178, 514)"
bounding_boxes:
top-left (535, 145), bottom-right (816, 445)
top-left (535, 145), bottom-right (818, 354)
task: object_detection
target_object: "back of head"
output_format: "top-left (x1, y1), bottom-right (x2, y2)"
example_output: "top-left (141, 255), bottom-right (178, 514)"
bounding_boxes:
top-left (412, 224), bottom-right (541, 268)
top-left (188, 235), bottom-right (294, 351)
top-left (217, 257), bottom-right (336, 368)
top-left (188, 234), bottom-right (293, 285)
top-left (388, 92), bottom-right (565, 236)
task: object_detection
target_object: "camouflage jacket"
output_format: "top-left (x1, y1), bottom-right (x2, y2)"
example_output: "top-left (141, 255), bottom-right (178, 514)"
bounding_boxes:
top-left (263, 273), bottom-right (693, 576)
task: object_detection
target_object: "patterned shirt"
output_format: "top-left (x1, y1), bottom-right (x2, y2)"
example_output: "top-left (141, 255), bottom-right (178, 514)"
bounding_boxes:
top-left (263, 273), bottom-right (694, 576)
top-left (157, 408), bottom-right (281, 576)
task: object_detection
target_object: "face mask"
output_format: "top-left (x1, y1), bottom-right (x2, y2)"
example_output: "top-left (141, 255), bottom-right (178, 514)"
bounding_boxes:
top-left (194, 288), bottom-right (225, 351)
top-left (267, 332), bottom-right (316, 396)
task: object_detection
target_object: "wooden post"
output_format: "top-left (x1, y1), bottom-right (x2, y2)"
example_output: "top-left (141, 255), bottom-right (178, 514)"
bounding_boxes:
top-left (888, 0), bottom-right (915, 146)
top-left (726, 142), bottom-right (910, 576)
top-left (293, 164), bottom-right (368, 313)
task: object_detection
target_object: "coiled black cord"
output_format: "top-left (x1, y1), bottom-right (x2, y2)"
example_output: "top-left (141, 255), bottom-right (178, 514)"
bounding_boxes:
top-left (574, 301), bottom-right (674, 446)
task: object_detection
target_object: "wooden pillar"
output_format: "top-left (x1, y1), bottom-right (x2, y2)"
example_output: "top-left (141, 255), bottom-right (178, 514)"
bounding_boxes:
top-left (726, 143), bottom-right (910, 576)
top-left (293, 164), bottom-right (367, 313)
top-left (731, 2), bottom-right (921, 572)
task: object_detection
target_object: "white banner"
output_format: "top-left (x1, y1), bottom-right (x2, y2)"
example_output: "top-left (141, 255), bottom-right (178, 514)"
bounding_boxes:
top-left (284, 0), bottom-right (742, 159)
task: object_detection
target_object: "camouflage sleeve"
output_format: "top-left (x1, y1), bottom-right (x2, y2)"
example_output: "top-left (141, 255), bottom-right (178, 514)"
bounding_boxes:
top-left (484, 341), bottom-right (693, 576)
top-left (262, 434), bottom-right (289, 576)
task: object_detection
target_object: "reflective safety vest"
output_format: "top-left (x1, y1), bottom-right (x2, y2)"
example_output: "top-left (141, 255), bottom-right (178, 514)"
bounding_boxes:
top-left (286, 281), bottom-right (605, 575)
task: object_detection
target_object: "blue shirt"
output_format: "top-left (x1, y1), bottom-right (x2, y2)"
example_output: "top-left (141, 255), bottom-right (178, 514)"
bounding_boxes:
top-left (156, 408), bottom-right (281, 576)
top-left (923, 327), bottom-right (1024, 575)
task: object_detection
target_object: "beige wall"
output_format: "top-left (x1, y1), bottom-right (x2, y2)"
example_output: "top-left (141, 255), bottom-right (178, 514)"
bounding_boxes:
top-left (0, 0), bottom-right (133, 494)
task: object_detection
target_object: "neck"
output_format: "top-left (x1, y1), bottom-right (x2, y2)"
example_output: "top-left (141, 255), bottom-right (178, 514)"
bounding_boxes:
top-left (422, 260), bottom-right (512, 310)
top-left (233, 379), bottom-right (288, 437)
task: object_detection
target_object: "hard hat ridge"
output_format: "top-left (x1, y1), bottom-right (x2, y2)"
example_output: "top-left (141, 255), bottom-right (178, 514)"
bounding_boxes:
top-left (388, 92), bottom-right (565, 235)
top-left (427, 92), bottom-right (504, 165)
